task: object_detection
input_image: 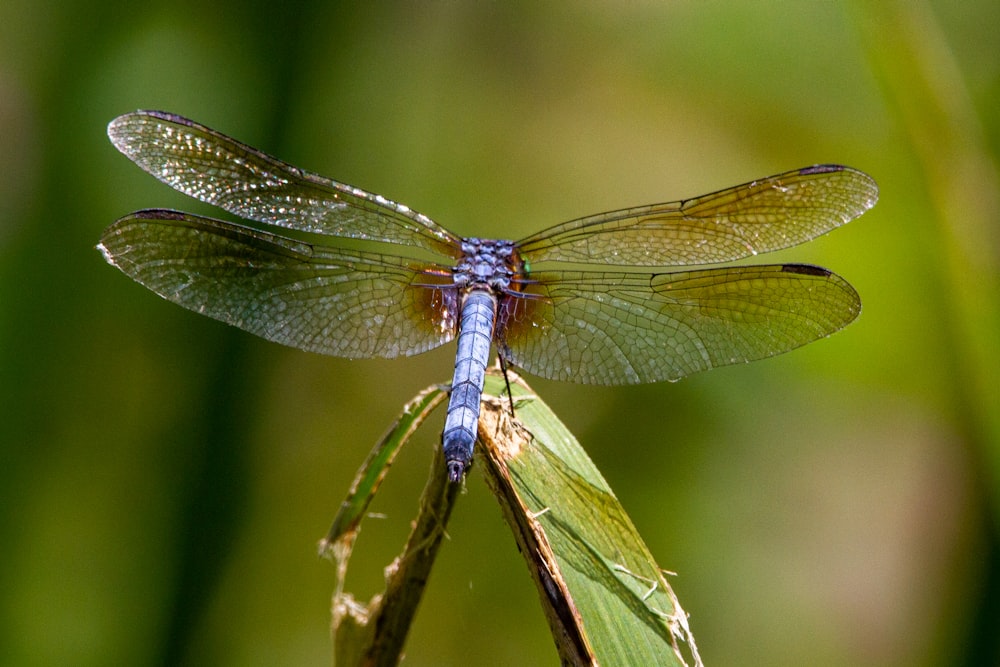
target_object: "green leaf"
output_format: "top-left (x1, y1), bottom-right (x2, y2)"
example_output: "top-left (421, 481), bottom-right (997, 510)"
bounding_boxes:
top-left (319, 384), bottom-right (459, 667)
top-left (318, 374), bottom-right (700, 666)
top-left (478, 372), bottom-right (702, 667)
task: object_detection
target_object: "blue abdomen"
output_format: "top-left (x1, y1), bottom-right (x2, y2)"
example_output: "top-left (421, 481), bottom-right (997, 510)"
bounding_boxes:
top-left (442, 290), bottom-right (497, 481)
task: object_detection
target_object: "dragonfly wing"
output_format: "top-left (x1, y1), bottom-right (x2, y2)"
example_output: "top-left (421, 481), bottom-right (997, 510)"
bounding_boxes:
top-left (107, 111), bottom-right (462, 257)
top-left (499, 265), bottom-right (860, 385)
top-left (98, 210), bottom-right (457, 359)
top-left (516, 165), bottom-right (877, 266)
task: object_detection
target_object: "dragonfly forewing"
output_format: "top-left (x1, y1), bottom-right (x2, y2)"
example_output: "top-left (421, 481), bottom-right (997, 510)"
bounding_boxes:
top-left (107, 111), bottom-right (462, 257)
top-left (516, 165), bottom-right (877, 266)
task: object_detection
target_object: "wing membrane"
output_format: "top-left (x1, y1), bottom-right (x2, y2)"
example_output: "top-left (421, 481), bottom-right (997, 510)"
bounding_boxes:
top-left (500, 264), bottom-right (860, 384)
top-left (98, 210), bottom-right (456, 358)
top-left (107, 111), bottom-right (462, 257)
top-left (516, 165), bottom-right (877, 266)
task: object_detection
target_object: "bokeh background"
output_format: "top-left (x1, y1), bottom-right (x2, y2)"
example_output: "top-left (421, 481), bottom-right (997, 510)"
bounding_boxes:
top-left (2, 1), bottom-right (998, 665)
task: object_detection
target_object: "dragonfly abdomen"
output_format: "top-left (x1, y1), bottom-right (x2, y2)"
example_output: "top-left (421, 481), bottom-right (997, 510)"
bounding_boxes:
top-left (442, 289), bottom-right (497, 482)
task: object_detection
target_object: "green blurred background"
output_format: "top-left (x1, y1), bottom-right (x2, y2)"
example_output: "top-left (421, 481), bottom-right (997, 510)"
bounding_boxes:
top-left (2, 1), bottom-right (998, 665)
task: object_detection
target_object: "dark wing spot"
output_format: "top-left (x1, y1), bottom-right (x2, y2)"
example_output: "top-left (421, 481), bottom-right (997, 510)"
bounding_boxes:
top-left (798, 164), bottom-right (844, 175)
top-left (133, 209), bottom-right (189, 221)
top-left (781, 263), bottom-right (832, 277)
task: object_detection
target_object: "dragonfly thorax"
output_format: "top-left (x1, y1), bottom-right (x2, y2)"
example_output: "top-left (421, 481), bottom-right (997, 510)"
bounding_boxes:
top-left (454, 238), bottom-right (520, 293)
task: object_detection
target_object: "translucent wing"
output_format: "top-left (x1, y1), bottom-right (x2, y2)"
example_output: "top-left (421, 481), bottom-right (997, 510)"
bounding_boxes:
top-left (107, 111), bottom-right (462, 258)
top-left (98, 210), bottom-right (457, 359)
top-left (499, 264), bottom-right (860, 385)
top-left (516, 165), bottom-right (877, 266)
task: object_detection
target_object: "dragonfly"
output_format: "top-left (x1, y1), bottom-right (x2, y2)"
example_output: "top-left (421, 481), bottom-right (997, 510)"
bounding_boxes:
top-left (98, 111), bottom-right (877, 482)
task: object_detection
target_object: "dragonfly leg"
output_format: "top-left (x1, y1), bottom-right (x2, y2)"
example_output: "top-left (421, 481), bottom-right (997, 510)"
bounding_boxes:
top-left (497, 352), bottom-right (516, 418)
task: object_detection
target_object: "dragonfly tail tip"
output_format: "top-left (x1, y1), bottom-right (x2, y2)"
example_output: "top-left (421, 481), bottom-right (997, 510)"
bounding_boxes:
top-left (446, 460), bottom-right (467, 483)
